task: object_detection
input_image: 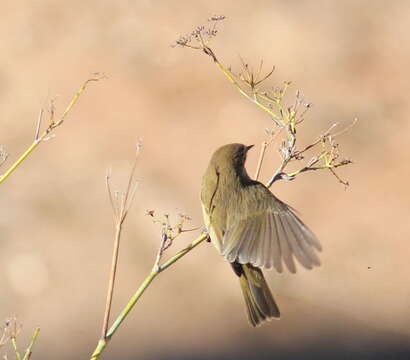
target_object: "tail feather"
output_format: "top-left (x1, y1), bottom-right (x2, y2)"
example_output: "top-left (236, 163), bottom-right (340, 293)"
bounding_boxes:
top-left (232, 262), bottom-right (280, 326)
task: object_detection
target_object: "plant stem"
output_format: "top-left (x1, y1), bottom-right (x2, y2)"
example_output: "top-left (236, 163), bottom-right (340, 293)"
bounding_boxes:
top-left (101, 222), bottom-right (123, 338)
top-left (11, 338), bottom-right (21, 360)
top-left (101, 147), bottom-right (140, 338)
top-left (212, 59), bottom-right (281, 123)
top-left (0, 141), bottom-right (40, 185)
top-left (0, 76), bottom-right (102, 185)
top-left (22, 328), bottom-right (40, 360)
top-left (90, 233), bottom-right (208, 360)
top-left (254, 141), bottom-right (268, 181)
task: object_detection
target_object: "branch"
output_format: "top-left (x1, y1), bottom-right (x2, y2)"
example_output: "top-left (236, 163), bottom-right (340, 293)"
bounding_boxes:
top-left (90, 233), bottom-right (208, 360)
top-left (22, 328), bottom-right (40, 360)
top-left (101, 144), bottom-right (141, 339)
top-left (266, 120), bottom-right (356, 188)
top-left (0, 74), bottom-right (104, 185)
top-left (0, 146), bottom-right (8, 168)
top-left (148, 212), bottom-right (198, 272)
top-left (174, 17), bottom-right (354, 187)
top-left (91, 144), bottom-right (207, 360)
top-left (0, 318), bottom-right (39, 360)
top-left (11, 337), bottom-right (21, 360)
top-left (254, 128), bottom-right (279, 181)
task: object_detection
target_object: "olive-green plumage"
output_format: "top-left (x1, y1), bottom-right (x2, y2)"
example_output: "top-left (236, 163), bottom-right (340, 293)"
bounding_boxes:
top-left (201, 143), bottom-right (321, 327)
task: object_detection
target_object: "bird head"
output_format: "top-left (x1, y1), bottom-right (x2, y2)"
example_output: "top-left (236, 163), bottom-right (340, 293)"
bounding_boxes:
top-left (210, 143), bottom-right (254, 170)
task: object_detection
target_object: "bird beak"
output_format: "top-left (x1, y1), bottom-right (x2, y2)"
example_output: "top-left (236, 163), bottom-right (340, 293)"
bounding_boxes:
top-left (246, 144), bottom-right (254, 152)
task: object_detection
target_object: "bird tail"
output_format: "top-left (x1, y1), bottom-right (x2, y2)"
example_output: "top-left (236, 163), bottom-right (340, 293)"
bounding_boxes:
top-left (232, 262), bottom-right (280, 326)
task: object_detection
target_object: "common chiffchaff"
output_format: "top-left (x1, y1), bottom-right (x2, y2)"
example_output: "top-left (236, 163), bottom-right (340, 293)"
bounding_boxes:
top-left (201, 143), bottom-right (321, 326)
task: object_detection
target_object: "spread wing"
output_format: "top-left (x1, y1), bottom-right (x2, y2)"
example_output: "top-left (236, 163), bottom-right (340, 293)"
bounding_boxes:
top-left (220, 183), bottom-right (322, 273)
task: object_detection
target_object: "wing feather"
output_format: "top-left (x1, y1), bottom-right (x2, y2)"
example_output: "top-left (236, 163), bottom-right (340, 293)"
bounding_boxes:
top-left (280, 212), bottom-right (313, 269)
top-left (285, 211), bottom-right (321, 266)
top-left (274, 212), bottom-right (297, 273)
top-left (266, 214), bottom-right (281, 272)
top-left (221, 184), bottom-right (321, 272)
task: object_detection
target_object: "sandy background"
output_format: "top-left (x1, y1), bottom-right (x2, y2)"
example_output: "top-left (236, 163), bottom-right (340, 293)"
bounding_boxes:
top-left (1, 1), bottom-right (409, 359)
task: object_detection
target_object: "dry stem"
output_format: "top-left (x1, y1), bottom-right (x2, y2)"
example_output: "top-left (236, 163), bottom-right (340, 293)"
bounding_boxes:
top-left (147, 212), bottom-right (197, 272)
top-left (89, 140), bottom-right (207, 360)
top-left (101, 143), bottom-right (141, 339)
top-left (0, 318), bottom-right (39, 360)
top-left (0, 74), bottom-right (104, 185)
top-left (174, 17), bottom-right (354, 187)
top-left (91, 232), bottom-right (208, 360)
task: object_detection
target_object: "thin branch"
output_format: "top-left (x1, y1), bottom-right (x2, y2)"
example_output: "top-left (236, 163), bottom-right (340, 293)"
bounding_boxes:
top-left (174, 17), bottom-right (355, 187)
top-left (149, 212), bottom-right (195, 272)
top-left (101, 221), bottom-right (122, 339)
top-left (22, 328), bottom-right (40, 360)
top-left (180, 27), bottom-right (283, 125)
top-left (0, 147), bottom-right (8, 168)
top-left (331, 118), bottom-right (358, 138)
top-left (105, 170), bottom-right (118, 221)
top-left (101, 145), bottom-right (141, 339)
top-left (254, 142), bottom-right (267, 181)
top-left (90, 233), bottom-right (208, 360)
top-left (290, 120), bottom-right (349, 160)
top-left (152, 232), bottom-right (168, 272)
top-left (0, 74), bottom-right (104, 185)
top-left (254, 131), bottom-right (277, 181)
top-left (287, 159), bottom-right (352, 177)
top-left (122, 143), bottom-right (142, 215)
top-left (11, 338), bottom-right (21, 360)
top-left (158, 233), bottom-right (207, 271)
top-left (267, 120), bottom-right (356, 187)
top-left (34, 109), bottom-right (43, 141)
top-left (3, 317), bottom-right (22, 360)
top-left (266, 124), bottom-right (297, 188)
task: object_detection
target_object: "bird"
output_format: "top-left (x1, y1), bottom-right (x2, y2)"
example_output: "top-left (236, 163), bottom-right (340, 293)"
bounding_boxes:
top-left (201, 143), bottom-right (322, 326)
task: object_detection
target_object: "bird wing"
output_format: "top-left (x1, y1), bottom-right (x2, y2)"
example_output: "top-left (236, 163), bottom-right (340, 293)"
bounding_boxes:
top-left (200, 165), bottom-right (227, 252)
top-left (221, 183), bottom-right (322, 273)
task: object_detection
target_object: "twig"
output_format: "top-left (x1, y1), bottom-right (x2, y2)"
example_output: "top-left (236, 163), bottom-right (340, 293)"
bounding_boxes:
top-left (34, 109), bottom-right (43, 141)
top-left (90, 233), bottom-right (208, 360)
top-left (150, 213), bottom-right (196, 272)
top-left (2, 317), bottom-right (22, 360)
top-left (254, 142), bottom-right (268, 181)
top-left (22, 328), bottom-right (40, 360)
top-left (101, 144), bottom-right (141, 339)
top-left (152, 231), bottom-right (169, 272)
top-left (174, 17), bottom-right (354, 188)
top-left (92, 144), bottom-right (205, 360)
top-left (173, 19), bottom-right (282, 125)
top-left (254, 131), bottom-right (279, 181)
top-left (0, 318), bottom-right (39, 360)
top-left (292, 122), bottom-right (339, 157)
top-left (0, 74), bottom-right (104, 185)
top-left (10, 338), bottom-right (21, 360)
top-left (266, 120), bottom-right (355, 188)
top-left (0, 147), bottom-right (8, 168)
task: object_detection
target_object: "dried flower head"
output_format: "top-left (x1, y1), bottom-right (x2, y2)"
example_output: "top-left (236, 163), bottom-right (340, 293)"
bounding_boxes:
top-left (172, 15), bottom-right (226, 48)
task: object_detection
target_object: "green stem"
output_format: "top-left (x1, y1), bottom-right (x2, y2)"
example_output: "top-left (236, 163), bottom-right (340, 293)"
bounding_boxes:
top-left (213, 60), bottom-right (281, 122)
top-left (0, 76), bottom-right (101, 185)
top-left (159, 233), bottom-right (207, 271)
top-left (0, 141), bottom-right (40, 184)
top-left (105, 271), bottom-right (157, 340)
top-left (200, 45), bottom-right (281, 123)
top-left (90, 233), bottom-right (208, 360)
top-left (11, 338), bottom-right (22, 360)
top-left (22, 328), bottom-right (40, 360)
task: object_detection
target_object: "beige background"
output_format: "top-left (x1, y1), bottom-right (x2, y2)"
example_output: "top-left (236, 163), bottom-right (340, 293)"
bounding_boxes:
top-left (0, 1), bottom-right (409, 359)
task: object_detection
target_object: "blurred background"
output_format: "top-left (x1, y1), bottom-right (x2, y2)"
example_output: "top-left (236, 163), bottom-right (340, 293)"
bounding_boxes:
top-left (1, 0), bottom-right (409, 359)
